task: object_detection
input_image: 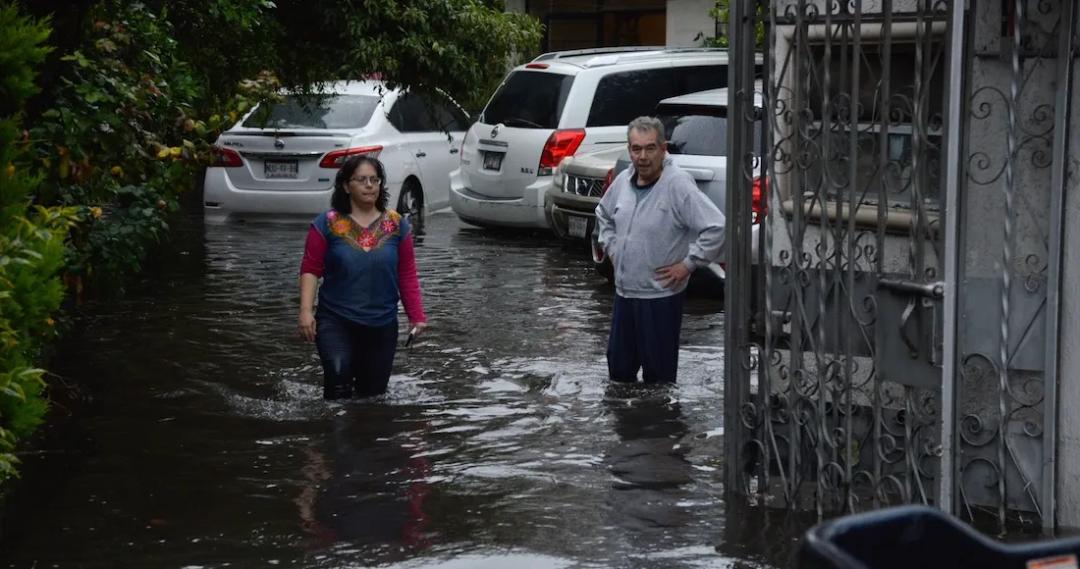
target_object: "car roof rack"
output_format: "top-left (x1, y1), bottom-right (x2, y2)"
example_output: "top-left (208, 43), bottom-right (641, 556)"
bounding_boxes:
top-left (531, 46), bottom-right (666, 62)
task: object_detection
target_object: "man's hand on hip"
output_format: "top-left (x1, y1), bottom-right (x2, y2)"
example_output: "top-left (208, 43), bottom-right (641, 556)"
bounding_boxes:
top-left (655, 261), bottom-right (691, 289)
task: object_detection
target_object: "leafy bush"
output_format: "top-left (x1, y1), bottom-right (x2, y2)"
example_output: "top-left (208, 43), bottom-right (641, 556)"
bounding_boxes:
top-left (265, 0), bottom-right (542, 113)
top-left (29, 1), bottom-right (206, 293)
top-left (700, 0), bottom-right (764, 49)
top-left (0, 2), bottom-right (77, 480)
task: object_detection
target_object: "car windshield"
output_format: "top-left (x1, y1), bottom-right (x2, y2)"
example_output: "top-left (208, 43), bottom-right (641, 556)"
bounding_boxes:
top-left (481, 70), bottom-right (574, 129)
top-left (242, 94), bottom-right (381, 130)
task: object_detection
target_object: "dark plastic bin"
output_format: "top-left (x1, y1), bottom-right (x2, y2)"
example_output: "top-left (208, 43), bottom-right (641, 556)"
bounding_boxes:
top-left (797, 505), bottom-right (1080, 569)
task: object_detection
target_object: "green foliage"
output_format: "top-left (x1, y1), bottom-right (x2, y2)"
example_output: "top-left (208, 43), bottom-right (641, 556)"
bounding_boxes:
top-left (0, 4), bottom-right (51, 117)
top-left (269, 0), bottom-right (543, 113)
top-left (29, 1), bottom-right (206, 290)
top-left (0, 2), bottom-right (74, 481)
top-left (701, 0), bottom-right (765, 49)
top-left (157, 0), bottom-right (281, 114)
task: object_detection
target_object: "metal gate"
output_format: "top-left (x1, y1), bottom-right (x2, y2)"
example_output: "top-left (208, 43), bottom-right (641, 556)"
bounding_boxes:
top-left (723, 0), bottom-right (1078, 531)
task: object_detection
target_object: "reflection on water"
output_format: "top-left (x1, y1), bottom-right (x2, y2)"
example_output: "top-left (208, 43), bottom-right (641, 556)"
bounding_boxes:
top-left (294, 404), bottom-right (433, 560)
top-left (0, 211), bottom-right (804, 568)
top-left (605, 385), bottom-right (693, 533)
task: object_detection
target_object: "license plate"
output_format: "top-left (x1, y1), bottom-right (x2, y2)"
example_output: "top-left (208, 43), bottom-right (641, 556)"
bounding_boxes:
top-left (568, 215), bottom-right (588, 238)
top-left (482, 151), bottom-right (504, 171)
top-left (264, 160), bottom-right (298, 179)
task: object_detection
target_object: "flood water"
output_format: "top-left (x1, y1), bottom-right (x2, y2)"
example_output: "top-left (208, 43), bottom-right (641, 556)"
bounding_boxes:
top-left (0, 210), bottom-right (811, 568)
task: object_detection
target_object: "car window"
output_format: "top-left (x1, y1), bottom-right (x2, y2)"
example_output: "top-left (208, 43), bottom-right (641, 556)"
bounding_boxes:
top-left (673, 65), bottom-right (729, 96)
top-left (434, 101), bottom-right (469, 131)
top-left (587, 65), bottom-right (727, 128)
top-left (388, 92), bottom-right (470, 133)
top-left (659, 106), bottom-right (763, 158)
top-left (242, 95), bottom-right (380, 129)
top-left (661, 114), bottom-right (728, 156)
top-left (482, 70), bottom-right (574, 129)
top-left (588, 68), bottom-right (671, 128)
top-left (387, 92), bottom-right (443, 133)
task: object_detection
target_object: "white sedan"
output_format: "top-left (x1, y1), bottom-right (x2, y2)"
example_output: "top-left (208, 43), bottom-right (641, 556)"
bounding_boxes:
top-left (203, 80), bottom-right (469, 228)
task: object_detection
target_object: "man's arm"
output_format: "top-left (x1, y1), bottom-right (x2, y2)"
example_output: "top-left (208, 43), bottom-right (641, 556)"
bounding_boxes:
top-left (594, 181), bottom-right (620, 258)
top-left (678, 183), bottom-right (726, 271)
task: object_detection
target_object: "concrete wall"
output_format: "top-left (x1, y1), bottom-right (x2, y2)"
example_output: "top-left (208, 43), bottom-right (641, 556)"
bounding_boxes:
top-left (665, 0), bottom-right (714, 46)
top-left (1055, 45), bottom-right (1080, 529)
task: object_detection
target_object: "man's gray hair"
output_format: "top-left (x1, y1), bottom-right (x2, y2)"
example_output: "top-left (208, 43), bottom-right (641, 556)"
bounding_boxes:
top-left (627, 116), bottom-right (666, 144)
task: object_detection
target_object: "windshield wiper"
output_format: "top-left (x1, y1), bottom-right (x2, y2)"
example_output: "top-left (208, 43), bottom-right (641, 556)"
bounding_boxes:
top-left (501, 117), bottom-right (544, 128)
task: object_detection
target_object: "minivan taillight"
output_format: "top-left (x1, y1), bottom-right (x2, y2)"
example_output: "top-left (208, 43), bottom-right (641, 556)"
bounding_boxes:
top-left (600, 167), bottom-right (615, 195)
top-left (319, 145), bottom-right (383, 168)
top-left (538, 129), bottom-right (585, 176)
top-left (211, 145), bottom-right (243, 168)
top-left (751, 176), bottom-right (768, 223)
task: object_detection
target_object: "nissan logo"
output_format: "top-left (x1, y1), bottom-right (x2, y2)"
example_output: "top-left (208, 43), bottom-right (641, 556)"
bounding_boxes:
top-left (274, 138), bottom-right (285, 149)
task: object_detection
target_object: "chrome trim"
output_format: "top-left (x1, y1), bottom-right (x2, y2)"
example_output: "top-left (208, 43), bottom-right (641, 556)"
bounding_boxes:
top-left (240, 151), bottom-right (324, 159)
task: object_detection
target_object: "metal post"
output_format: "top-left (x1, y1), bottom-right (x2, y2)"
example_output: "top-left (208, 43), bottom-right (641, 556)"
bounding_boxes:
top-left (723, 0), bottom-right (755, 496)
top-left (938, 0), bottom-right (969, 517)
top-left (1042, 0), bottom-right (1076, 533)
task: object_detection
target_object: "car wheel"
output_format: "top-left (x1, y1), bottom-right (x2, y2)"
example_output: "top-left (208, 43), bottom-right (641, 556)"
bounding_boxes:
top-left (397, 180), bottom-right (425, 235)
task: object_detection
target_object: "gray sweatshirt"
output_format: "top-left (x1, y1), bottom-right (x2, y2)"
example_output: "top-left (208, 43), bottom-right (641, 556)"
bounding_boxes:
top-left (594, 158), bottom-right (726, 299)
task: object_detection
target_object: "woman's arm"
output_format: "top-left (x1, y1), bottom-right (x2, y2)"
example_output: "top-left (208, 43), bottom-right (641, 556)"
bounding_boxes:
top-left (397, 231), bottom-right (427, 328)
top-left (298, 226), bottom-right (326, 341)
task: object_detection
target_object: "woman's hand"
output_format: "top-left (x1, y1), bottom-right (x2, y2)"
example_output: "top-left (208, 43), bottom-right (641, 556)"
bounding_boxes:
top-left (298, 309), bottom-right (317, 342)
top-left (409, 321), bottom-right (428, 338)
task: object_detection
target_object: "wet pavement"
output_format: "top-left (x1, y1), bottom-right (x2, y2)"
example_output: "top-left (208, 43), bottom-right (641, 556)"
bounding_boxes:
top-left (0, 210), bottom-right (810, 568)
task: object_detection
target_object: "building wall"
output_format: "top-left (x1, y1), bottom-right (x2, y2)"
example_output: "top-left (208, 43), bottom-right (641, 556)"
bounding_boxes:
top-left (510, 1), bottom-right (714, 50)
top-left (665, 0), bottom-right (714, 46)
top-left (1056, 52), bottom-right (1080, 529)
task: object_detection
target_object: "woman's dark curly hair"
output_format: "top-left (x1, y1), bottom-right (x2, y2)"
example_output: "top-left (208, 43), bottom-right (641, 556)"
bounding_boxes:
top-left (331, 155), bottom-right (389, 214)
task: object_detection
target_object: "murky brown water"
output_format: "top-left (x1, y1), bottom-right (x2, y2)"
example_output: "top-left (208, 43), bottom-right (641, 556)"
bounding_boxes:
top-left (0, 210), bottom-right (811, 568)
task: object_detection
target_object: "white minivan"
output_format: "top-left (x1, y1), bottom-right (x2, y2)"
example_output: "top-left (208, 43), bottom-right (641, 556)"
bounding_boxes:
top-left (449, 47), bottom-right (734, 229)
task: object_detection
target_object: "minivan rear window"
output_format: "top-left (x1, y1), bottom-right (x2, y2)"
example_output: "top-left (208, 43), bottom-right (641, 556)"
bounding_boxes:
top-left (481, 71), bottom-right (574, 129)
top-left (587, 65), bottom-right (727, 127)
top-left (243, 95), bottom-right (381, 130)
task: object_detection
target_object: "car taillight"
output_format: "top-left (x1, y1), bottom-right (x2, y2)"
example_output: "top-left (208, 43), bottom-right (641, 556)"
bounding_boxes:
top-left (600, 167), bottom-right (615, 196)
top-left (319, 145), bottom-right (383, 168)
top-left (538, 129), bottom-right (585, 176)
top-left (751, 176), bottom-right (768, 223)
top-left (211, 145), bottom-right (243, 168)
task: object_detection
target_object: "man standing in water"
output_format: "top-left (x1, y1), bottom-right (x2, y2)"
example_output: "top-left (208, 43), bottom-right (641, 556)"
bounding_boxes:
top-left (594, 116), bottom-right (726, 383)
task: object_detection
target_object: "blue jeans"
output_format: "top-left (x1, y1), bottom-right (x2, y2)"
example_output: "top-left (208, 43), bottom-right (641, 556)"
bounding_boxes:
top-left (315, 309), bottom-right (399, 399)
top-left (607, 293), bottom-right (684, 383)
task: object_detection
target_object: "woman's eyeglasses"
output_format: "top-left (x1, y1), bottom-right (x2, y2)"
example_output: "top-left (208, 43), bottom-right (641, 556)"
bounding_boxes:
top-left (349, 175), bottom-right (381, 186)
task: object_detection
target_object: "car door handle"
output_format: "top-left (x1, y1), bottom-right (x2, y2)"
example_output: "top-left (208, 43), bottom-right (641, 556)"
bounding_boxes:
top-left (415, 151), bottom-right (426, 158)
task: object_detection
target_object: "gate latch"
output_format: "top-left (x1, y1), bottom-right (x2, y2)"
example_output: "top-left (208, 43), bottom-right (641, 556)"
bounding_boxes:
top-left (877, 278), bottom-right (945, 299)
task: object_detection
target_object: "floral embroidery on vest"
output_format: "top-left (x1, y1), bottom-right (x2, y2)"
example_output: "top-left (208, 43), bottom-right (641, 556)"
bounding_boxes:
top-left (326, 209), bottom-right (401, 252)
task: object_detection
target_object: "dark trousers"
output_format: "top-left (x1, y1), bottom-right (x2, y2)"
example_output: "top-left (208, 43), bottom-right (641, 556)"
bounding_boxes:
top-left (607, 293), bottom-right (685, 383)
top-left (315, 310), bottom-right (399, 399)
